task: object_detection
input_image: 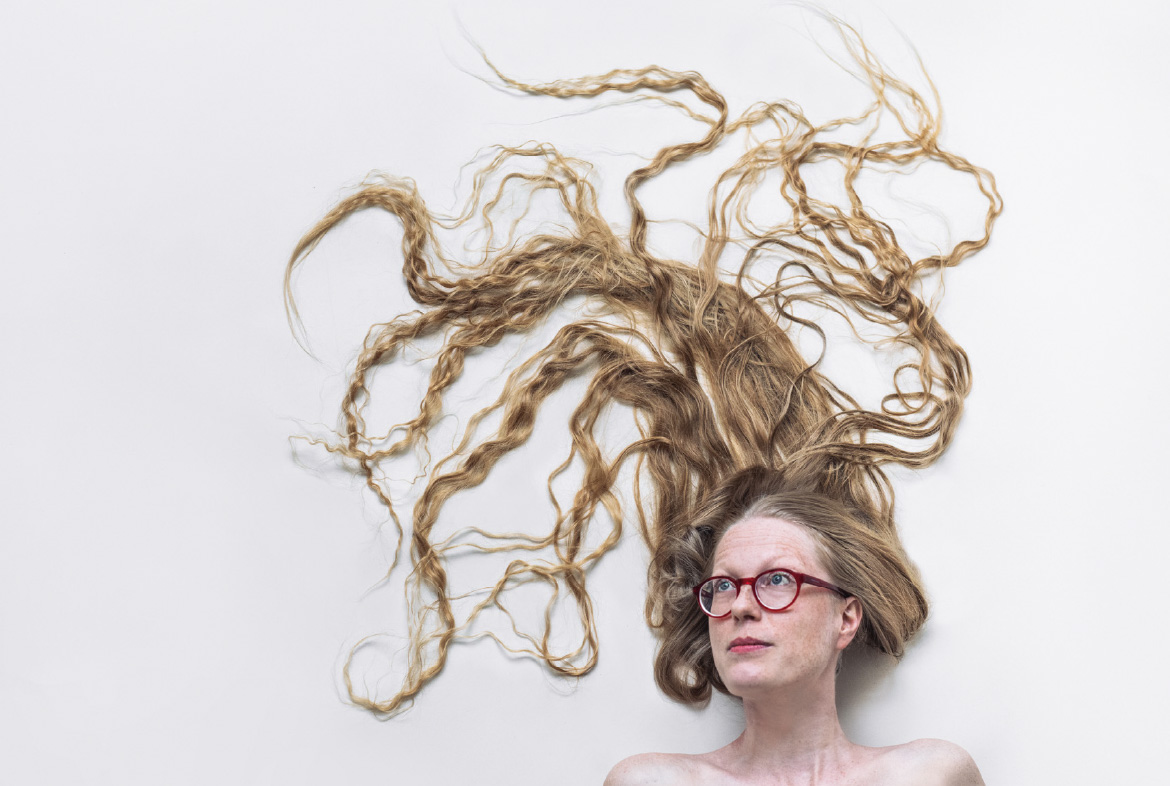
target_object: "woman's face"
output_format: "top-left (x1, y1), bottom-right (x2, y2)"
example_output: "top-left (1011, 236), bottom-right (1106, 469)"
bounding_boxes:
top-left (707, 516), bottom-right (859, 698)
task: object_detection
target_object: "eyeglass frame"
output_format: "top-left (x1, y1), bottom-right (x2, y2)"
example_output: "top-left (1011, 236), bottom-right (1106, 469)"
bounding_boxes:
top-left (692, 568), bottom-right (851, 619)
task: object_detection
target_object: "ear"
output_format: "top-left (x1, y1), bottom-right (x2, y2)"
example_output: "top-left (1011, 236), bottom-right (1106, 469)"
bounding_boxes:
top-left (835, 597), bottom-right (862, 651)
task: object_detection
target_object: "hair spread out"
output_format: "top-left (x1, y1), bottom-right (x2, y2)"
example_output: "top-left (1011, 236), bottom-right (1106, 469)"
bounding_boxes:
top-left (286, 18), bottom-right (1001, 716)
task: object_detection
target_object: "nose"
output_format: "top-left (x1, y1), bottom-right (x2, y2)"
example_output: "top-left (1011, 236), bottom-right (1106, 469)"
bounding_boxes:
top-left (728, 580), bottom-right (761, 619)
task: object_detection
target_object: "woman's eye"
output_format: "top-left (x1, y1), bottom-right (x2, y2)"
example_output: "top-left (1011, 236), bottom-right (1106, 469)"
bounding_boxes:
top-left (714, 579), bottom-right (734, 592)
top-left (768, 572), bottom-right (791, 586)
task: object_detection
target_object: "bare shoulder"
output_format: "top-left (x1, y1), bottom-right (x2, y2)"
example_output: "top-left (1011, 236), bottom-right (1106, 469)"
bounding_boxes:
top-left (603, 752), bottom-right (698, 786)
top-left (876, 739), bottom-right (985, 785)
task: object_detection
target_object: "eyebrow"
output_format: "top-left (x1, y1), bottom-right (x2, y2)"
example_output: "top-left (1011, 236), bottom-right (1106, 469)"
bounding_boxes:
top-left (708, 560), bottom-right (801, 576)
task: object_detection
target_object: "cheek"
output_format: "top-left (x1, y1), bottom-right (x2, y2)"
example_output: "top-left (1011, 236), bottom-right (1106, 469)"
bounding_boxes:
top-left (706, 618), bottom-right (736, 665)
top-left (706, 618), bottom-right (722, 655)
top-left (789, 610), bottom-right (847, 668)
top-left (707, 623), bottom-right (732, 679)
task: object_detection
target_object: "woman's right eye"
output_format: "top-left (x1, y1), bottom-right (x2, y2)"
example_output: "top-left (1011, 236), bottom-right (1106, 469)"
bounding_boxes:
top-left (713, 579), bottom-right (734, 593)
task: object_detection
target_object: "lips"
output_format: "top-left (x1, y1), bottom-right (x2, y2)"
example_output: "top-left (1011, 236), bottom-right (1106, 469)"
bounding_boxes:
top-left (729, 637), bottom-right (770, 652)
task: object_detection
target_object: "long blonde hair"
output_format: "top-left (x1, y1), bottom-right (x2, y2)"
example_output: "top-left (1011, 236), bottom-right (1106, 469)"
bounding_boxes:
top-left (285, 18), bottom-right (1000, 716)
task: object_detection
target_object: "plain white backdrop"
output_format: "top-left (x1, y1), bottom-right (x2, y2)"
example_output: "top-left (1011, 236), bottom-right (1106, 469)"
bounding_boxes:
top-left (2, 1), bottom-right (1168, 783)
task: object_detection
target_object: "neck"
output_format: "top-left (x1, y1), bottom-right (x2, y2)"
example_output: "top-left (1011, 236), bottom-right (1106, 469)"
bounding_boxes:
top-left (727, 666), bottom-right (855, 782)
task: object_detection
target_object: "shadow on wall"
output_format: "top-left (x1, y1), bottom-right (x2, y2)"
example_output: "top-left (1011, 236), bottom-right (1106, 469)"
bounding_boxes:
top-left (836, 641), bottom-right (899, 729)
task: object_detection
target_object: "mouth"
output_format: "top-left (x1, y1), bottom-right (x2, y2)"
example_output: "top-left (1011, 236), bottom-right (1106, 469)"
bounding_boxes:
top-left (728, 637), bottom-right (770, 653)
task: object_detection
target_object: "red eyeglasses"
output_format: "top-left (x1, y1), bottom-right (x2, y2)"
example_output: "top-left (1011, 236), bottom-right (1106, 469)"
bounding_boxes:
top-left (693, 568), bottom-right (850, 618)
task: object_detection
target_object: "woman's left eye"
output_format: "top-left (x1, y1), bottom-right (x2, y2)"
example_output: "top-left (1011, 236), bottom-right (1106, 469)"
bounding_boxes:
top-left (768, 572), bottom-right (791, 585)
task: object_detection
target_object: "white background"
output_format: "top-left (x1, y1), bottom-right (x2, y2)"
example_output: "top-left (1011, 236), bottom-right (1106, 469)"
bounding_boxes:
top-left (3, 1), bottom-right (1168, 783)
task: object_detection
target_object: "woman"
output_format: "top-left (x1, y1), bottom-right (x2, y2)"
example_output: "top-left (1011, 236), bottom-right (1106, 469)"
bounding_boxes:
top-left (608, 465), bottom-right (986, 784)
top-left (286, 11), bottom-right (1000, 753)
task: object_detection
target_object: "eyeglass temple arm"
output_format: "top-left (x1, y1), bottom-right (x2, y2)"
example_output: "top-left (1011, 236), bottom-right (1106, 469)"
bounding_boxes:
top-left (801, 574), bottom-right (851, 598)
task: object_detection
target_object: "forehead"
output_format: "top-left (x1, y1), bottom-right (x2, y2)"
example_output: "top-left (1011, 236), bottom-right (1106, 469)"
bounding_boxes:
top-left (711, 516), bottom-right (825, 575)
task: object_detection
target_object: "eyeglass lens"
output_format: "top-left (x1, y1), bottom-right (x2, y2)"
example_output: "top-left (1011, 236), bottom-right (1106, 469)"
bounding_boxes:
top-left (698, 570), bottom-right (797, 616)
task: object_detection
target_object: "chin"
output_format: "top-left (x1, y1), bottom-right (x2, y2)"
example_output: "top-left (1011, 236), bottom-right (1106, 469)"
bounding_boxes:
top-left (719, 664), bottom-right (779, 695)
